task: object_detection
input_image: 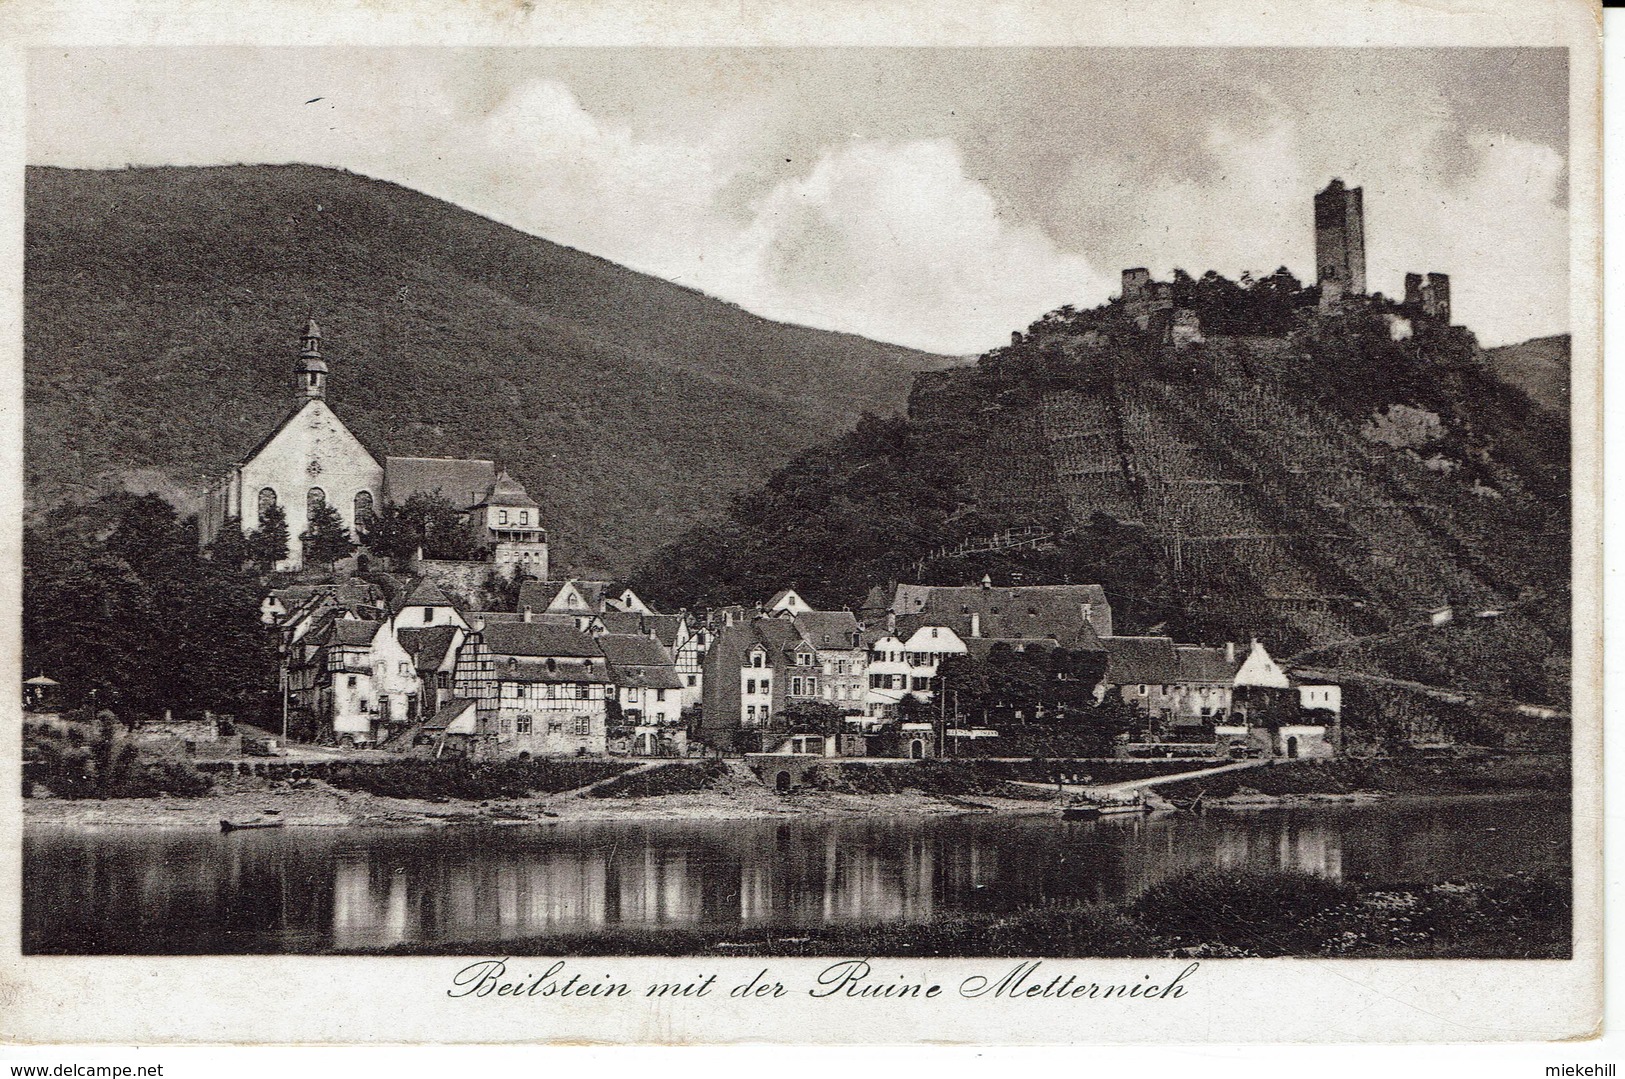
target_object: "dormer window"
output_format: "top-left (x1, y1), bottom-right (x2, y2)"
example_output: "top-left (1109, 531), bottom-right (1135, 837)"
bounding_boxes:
top-left (517, 511), bottom-right (527, 526)
top-left (498, 510), bottom-right (509, 526)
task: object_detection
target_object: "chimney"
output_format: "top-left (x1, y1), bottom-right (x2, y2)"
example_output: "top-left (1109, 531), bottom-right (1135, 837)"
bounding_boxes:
top-left (886, 610), bottom-right (896, 633)
top-left (981, 574), bottom-right (992, 590)
top-left (970, 612), bottom-right (981, 638)
top-left (1225, 641), bottom-right (1236, 663)
top-left (523, 607), bottom-right (533, 623)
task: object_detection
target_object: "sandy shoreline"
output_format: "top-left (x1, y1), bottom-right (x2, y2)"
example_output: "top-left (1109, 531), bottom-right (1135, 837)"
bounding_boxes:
top-left (21, 778), bottom-right (1057, 829)
top-left (23, 779), bottom-right (1555, 830)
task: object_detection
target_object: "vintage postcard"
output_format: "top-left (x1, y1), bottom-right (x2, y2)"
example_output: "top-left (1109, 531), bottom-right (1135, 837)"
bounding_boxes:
top-left (0, 0), bottom-right (1601, 1046)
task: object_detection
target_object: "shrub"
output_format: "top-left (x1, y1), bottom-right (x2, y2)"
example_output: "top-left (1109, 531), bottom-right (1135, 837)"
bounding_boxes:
top-left (589, 760), bottom-right (729, 799)
top-left (323, 759), bottom-right (632, 801)
top-left (1131, 868), bottom-right (1354, 953)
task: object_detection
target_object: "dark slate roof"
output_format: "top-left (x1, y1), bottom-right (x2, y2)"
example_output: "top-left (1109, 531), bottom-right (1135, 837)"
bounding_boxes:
top-left (383, 456), bottom-right (498, 510)
top-left (752, 616), bottom-right (805, 657)
top-left (482, 622), bottom-right (602, 658)
top-left (493, 656), bottom-right (613, 684)
top-left (645, 614), bottom-right (684, 649)
top-left (476, 470), bottom-right (540, 509)
top-left (791, 610), bottom-right (862, 649)
top-left (596, 610), bottom-right (648, 636)
top-left (392, 576), bottom-right (456, 614)
top-left (398, 625), bottom-right (460, 671)
top-left (1100, 636), bottom-right (1179, 684)
top-left (596, 633), bottom-right (674, 668)
top-left (515, 580), bottom-right (554, 612)
top-left (421, 698), bottom-right (477, 732)
top-left (611, 665), bottom-right (686, 691)
top-left (1175, 645), bottom-right (1242, 684)
top-left (884, 583), bottom-right (1114, 641)
top-left (330, 619), bottom-right (381, 648)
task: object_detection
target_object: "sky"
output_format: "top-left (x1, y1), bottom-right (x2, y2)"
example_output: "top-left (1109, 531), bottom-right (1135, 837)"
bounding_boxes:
top-left (28, 48), bottom-right (1570, 353)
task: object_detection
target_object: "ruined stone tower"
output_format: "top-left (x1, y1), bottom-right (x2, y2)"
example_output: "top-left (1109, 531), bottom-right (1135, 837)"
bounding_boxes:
top-left (1314, 179), bottom-right (1366, 298)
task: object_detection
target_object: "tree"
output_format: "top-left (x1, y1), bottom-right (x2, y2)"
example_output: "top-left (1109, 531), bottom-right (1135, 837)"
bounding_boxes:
top-left (23, 495), bottom-right (279, 725)
top-left (301, 500), bottom-right (356, 567)
top-left (207, 516), bottom-right (254, 571)
top-left (359, 492), bottom-right (480, 562)
top-left (782, 700), bottom-right (846, 736)
top-left (248, 504), bottom-right (289, 570)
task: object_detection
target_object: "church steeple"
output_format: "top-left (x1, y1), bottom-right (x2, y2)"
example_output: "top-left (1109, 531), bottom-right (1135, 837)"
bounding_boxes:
top-left (297, 317), bottom-right (327, 399)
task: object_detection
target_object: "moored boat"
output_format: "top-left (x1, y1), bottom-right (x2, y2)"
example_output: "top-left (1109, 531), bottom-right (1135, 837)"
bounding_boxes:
top-left (1061, 788), bottom-right (1150, 818)
top-left (220, 818), bottom-right (286, 832)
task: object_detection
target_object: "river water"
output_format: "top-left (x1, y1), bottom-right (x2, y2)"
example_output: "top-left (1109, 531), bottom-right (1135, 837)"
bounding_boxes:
top-left (24, 795), bottom-right (1568, 954)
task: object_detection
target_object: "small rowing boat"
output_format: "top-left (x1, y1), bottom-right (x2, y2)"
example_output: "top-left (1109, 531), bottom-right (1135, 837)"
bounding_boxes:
top-left (1061, 788), bottom-right (1150, 819)
top-left (220, 818), bottom-right (286, 833)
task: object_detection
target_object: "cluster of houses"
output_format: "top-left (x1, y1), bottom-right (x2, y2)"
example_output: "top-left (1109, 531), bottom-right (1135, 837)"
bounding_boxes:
top-left (224, 318), bottom-right (1340, 762)
top-left (266, 572), bottom-right (1341, 762)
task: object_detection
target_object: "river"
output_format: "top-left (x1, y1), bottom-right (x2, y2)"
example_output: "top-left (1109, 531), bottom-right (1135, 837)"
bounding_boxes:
top-left (23, 795), bottom-right (1568, 954)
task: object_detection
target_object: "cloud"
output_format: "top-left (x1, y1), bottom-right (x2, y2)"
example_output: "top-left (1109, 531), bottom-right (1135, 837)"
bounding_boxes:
top-left (1058, 97), bottom-right (1568, 347)
top-left (474, 80), bottom-right (1104, 354)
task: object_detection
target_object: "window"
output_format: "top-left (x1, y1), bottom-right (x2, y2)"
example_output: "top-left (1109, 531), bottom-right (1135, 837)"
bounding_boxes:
top-left (399, 662), bottom-right (411, 676)
top-left (930, 628), bottom-right (939, 638)
top-left (760, 678), bottom-right (770, 694)
top-left (516, 714), bottom-right (532, 734)
top-left (576, 685), bottom-right (589, 700)
top-left (655, 689), bottom-right (666, 702)
top-left (790, 677), bottom-right (801, 695)
top-left (575, 716), bottom-right (590, 737)
top-left (359, 699), bottom-right (370, 712)
top-left (422, 606), bottom-right (434, 623)
top-left (346, 675), bottom-right (357, 689)
top-left (500, 715), bottom-right (512, 733)
top-left (258, 487), bottom-right (278, 516)
top-left (518, 511), bottom-right (527, 525)
top-left (436, 672), bottom-right (449, 689)
top-left (746, 679), bottom-right (756, 694)
top-left (687, 675), bottom-right (697, 687)
top-left (750, 651), bottom-right (765, 668)
top-left (353, 490), bottom-right (375, 525)
top-left (307, 487), bottom-right (326, 519)
top-left (498, 509), bottom-right (509, 526)
top-left (1138, 684), bottom-right (1148, 695)
top-left (746, 705), bottom-right (757, 722)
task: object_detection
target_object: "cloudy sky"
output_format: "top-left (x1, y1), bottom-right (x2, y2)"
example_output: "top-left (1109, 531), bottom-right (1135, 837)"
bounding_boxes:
top-left (28, 48), bottom-right (1568, 353)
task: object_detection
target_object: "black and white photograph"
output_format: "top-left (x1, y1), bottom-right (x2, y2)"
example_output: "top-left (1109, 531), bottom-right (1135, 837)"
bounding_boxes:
top-left (1, 0), bottom-right (1604, 1047)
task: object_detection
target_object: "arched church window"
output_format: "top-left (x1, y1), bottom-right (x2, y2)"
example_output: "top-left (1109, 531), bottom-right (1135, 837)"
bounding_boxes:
top-left (307, 487), bottom-right (326, 519)
top-left (258, 487), bottom-right (278, 516)
top-left (354, 490), bottom-right (375, 524)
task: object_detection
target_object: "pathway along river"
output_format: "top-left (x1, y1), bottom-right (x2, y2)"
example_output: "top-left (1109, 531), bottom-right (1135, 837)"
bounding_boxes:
top-left (24, 794), bottom-right (1568, 954)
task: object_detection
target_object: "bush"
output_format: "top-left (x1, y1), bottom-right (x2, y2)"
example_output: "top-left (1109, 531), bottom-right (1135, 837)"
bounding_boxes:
top-left (25, 720), bottom-right (214, 799)
top-left (589, 760), bottom-right (729, 799)
top-left (323, 759), bottom-right (632, 801)
top-left (799, 760), bottom-right (1046, 799)
top-left (1131, 868), bottom-right (1354, 952)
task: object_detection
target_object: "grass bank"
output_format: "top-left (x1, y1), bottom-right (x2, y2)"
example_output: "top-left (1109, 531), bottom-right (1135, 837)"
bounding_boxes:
top-left (353, 866), bottom-right (1569, 959)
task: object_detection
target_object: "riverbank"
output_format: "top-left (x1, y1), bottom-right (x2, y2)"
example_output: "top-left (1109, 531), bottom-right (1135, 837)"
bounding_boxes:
top-left (22, 752), bottom-right (1568, 828)
top-left (1154, 752), bottom-right (1569, 810)
top-left (350, 866), bottom-right (1570, 960)
top-left (21, 767), bottom-right (1051, 828)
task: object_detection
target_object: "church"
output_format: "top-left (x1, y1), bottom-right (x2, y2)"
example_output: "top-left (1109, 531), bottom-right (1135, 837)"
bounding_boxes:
top-left (199, 320), bottom-right (549, 575)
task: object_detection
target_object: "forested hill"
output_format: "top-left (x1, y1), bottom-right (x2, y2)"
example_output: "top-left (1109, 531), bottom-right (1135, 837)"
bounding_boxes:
top-left (633, 277), bottom-right (1571, 708)
top-left (24, 165), bottom-right (951, 572)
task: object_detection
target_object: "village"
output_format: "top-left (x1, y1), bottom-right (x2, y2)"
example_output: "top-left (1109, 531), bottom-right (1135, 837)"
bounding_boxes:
top-left (24, 177), bottom-right (1485, 787)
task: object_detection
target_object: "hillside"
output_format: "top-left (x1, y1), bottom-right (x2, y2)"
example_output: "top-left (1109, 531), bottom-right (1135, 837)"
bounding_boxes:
top-left (24, 165), bottom-right (951, 571)
top-left (1483, 334), bottom-right (1570, 415)
top-left (634, 280), bottom-right (1571, 708)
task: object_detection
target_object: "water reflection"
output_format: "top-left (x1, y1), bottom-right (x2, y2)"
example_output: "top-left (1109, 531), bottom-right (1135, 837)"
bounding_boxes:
top-left (24, 796), bottom-right (1568, 954)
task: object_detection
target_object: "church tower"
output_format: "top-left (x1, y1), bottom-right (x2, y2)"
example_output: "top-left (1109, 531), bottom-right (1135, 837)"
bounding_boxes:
top-left (298, 318), bottom-right (327, 399)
